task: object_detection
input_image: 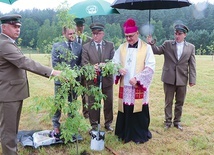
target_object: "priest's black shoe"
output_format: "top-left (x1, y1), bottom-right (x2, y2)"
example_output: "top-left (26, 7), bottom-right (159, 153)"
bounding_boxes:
top-left (174, 124), bottom-right (183, 131)
top-left (105, 126), bottom-right (113, 132)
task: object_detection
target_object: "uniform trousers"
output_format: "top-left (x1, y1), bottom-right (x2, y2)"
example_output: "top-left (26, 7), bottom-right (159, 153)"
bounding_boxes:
top-left (81, 76), bottom-right (89, 118)
top-left (88, 84), bottom-right (113, 129)
top-left (164, 83), bottom-right (187, 126)
top-left (52, 84), bottom-right (76, 129)
top-left (0, 101), bottom-right (23, 155)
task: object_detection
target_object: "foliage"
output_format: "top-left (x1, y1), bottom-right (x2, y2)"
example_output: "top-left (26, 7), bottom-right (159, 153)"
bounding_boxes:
top-left (32, 48), bottom-right (119, 155)
top-left (4, 54), bottom-right (213, 155)
top-left (2, 2), bottom-right (214, 54)
top-left (20, 18), bottom-right (39, 48)
top-left (27, 6), bottom-right (121, 153)
top-left (206, 41), bottom-right (214, 55)
top-left (36, 19), bottom-right (59, 53)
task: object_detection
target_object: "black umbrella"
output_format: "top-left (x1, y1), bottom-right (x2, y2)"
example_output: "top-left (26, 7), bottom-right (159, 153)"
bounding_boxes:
top-left (111, 0), bottom-right (192, 30)
top-left (111, 0), bottom-right (192, 10)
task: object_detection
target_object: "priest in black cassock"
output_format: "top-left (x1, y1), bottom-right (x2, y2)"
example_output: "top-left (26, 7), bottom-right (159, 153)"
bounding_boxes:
top-left (113, 18), bottom-right (155, 144)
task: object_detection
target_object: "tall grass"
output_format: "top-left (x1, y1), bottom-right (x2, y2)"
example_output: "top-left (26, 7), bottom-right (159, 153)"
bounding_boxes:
top-left (1, 54), bottom-right (213, 155)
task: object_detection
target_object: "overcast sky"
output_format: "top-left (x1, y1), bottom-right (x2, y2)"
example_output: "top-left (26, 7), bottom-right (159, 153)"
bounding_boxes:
top-left (0, 0), bottom-right (213, 14)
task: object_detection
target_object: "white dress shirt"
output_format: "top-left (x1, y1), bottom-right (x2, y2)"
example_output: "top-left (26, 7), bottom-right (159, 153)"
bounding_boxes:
top-left (176, 41), bottom-right (184, 60)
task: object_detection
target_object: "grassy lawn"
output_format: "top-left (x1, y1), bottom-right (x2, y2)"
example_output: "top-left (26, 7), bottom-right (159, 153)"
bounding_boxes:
top-left (1, 54), bottom-right (213, 155)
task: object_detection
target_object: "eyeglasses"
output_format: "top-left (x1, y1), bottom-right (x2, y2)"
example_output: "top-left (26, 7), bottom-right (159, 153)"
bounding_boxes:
top-left (125, 33), bottom-right (136, 38)
top-left (69, 32), bottom-right (76, 35)
top-left (174, 32), bottom-right (184, 35)
top-left (92, 32), bottom-right (103, 36)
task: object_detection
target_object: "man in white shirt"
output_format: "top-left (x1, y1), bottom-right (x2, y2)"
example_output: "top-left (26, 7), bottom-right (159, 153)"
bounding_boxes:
top-left (147, 24), bottom-right (196, 131)
top-left (81, 23), bottom-right (115, 132)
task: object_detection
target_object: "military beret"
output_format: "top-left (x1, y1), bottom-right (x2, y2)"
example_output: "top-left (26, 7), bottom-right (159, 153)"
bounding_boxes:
top-left (90, 23), bottom-right (105, 31)
top-left (74, 18), bottom-right (85, 26)
top-left (0, 14), bottom-right (22, 25)
top-left (174, 24), bottom-right (189, 33)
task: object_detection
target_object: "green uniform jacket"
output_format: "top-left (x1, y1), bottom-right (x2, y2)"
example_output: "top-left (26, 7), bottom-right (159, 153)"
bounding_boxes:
top-left (0, 34), bottom-right (52, 102)
top-left (151, 40), bottom-right (196, 86)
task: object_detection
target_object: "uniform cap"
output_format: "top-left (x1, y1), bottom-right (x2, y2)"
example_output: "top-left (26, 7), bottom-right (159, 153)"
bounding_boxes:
top-left (90, 23), bottom-right (105, 31)
top-left (174, 24), bottom-right (189, 33)
top-left (74, 18), bottom-right (85, 26)
top-left (0, 14), bottom-right (21, 26)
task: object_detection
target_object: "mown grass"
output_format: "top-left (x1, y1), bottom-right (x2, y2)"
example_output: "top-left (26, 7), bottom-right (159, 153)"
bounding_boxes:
top-left (1, 54), bottom-right (213, 155)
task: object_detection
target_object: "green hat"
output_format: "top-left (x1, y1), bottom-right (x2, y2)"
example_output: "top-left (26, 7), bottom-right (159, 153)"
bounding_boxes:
top-left (74, 18), bottom-right (85, 26)
top-left (90, 23), bottom-right (105, 31)
top-left (0, 14), bottom-right (21, 25)
top-left (174, 24), bottom-right (189, 33)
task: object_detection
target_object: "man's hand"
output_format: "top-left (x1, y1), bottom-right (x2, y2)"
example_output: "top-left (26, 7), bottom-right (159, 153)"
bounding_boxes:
top-left (52, 70), bottom-right (61, 76)
top-left (147, 35), bottom-right (156, 45)
top-left (99, 63), bottom-right (106, 68)
top-left (129, 77), bottom-right (137, 86)
top-left (94, 63), bottom-right (100, 72)
top-left (147, 35), bottom-right (153, 44)
top-left (189, 83), bottom-right (195, 87)
top-left (119, 68), bottom-right (127, 76)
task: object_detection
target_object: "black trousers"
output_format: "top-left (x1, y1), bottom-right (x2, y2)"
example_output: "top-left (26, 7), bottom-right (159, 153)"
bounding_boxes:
top-left (88, 84), bottom-right (113, 129)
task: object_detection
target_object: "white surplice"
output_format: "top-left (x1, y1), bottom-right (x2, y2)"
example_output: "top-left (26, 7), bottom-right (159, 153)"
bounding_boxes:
top-left (113, 39), bottom-right (155, 105)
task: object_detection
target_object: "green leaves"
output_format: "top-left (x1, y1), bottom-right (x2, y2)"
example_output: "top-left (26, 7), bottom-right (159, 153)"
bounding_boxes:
top-left (33, 47), bottom-right (120, 146)
top-left (80, 64), bottom-right (96, 81)
top-left (101, 60), bottom-right (121, 77)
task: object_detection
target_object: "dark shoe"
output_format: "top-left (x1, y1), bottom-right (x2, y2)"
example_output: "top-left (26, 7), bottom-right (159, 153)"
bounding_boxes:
top-left (49, 130), bottom-right (61, 141)
top-left (89, 129), bottom-right (93, 135)
top-left (174, 124), bottom-right (183, 131)
top-left (84, 113), bottom-right (89, 119)
top-left (164, 124), bottom-right (171, 130)
top-left (105, 126), bottom-right (114, 132)
top-left (89, 127), bottom-right (97, 135)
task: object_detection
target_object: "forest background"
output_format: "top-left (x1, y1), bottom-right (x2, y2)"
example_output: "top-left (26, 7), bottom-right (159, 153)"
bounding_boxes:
top-left (0, 2), bottom-right (214, 55)
top-left (0, 2), bottom-right (214, 155)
